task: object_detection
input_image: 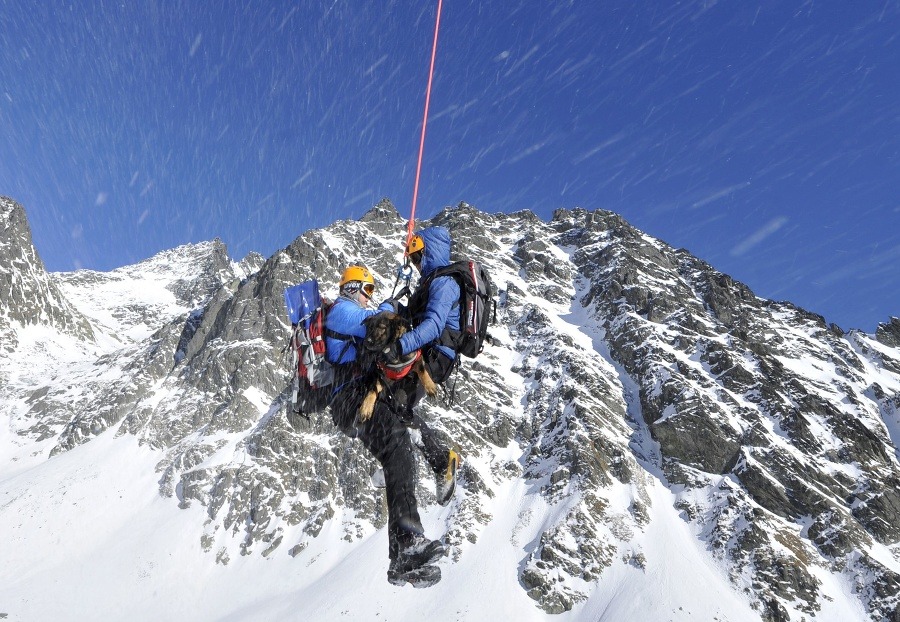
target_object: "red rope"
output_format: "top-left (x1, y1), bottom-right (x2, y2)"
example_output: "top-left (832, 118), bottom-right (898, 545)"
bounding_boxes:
top-left (407, 0), bottom-right (443, 252)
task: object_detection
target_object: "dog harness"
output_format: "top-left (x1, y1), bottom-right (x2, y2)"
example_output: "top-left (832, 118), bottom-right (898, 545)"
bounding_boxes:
top-left (378, 349), bottom-right (423, 381)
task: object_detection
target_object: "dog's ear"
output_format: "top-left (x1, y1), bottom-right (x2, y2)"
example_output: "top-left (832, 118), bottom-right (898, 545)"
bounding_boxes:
top-left (362, 313), bottom-right (386, 339)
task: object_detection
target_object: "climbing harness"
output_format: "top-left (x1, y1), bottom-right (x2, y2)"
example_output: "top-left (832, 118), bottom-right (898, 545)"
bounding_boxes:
top-left (378, 349), bottom-right (424, 381)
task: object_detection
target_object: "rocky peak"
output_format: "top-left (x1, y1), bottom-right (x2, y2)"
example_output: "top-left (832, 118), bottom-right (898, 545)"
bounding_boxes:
top-left (54, 237), bottom-right (251, 345)
top-left (237, 251), bottom-right (265, 278)
top-left (877, 317), bottom-right (900, 347)
top-left (358, 197), bottom-right (406, 237)
top-left (0, 196), bottom-right (95, 350)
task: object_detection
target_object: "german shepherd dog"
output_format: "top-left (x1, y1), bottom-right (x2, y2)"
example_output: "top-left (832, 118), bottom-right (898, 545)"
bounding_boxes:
top-left (356, 311), bottom-right (437, 421)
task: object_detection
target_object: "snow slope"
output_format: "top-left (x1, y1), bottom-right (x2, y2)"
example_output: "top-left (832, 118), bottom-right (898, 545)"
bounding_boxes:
top-left (0, 428), bottom-right (771, 622)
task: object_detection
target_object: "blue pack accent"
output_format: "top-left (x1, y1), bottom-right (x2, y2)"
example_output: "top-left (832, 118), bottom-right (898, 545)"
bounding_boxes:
top-left (284, 280), bottom-right (321, 327)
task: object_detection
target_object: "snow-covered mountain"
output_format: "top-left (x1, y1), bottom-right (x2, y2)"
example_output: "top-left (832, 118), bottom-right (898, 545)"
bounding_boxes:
top-left (2, 195), bottom-right (899, 621)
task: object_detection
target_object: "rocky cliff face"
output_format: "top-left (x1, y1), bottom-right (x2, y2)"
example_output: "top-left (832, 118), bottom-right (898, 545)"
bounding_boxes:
top-left (552, 209), bottom-right (900, 620)
top-left (0, 196), bottom-right (95, 351)
top-left (2, 197), bottom-right (899, 620)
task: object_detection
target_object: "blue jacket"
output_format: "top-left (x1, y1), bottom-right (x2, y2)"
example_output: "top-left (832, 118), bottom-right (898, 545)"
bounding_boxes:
top-left (325, 296), bottom-right (394, 365)
top-left (399, 226), bottom-right (460, 361)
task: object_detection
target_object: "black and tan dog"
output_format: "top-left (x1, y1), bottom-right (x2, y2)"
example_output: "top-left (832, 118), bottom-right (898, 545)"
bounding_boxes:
top-left (357, 311), bottom-right (437, 421)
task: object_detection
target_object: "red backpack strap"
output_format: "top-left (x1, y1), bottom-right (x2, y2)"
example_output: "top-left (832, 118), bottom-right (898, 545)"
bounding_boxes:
top-left (308, 308), bottom-right (327, 356)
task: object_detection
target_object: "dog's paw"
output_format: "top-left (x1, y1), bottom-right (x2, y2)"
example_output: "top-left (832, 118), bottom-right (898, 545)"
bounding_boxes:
top-left (358, 394), bottom-right (376, 422)
top-left (418, 369), bottom-right (438, 397)
top-left (358, 380), bottom-right (383, 422)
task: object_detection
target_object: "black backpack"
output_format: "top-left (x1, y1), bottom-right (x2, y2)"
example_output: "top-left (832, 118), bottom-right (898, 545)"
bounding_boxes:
top-left (409, 260), bottom-right (495, 358)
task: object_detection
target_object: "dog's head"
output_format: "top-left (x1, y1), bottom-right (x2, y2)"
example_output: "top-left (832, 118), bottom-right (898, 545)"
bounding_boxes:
top-left (362, 311), bottom-right (409, 352)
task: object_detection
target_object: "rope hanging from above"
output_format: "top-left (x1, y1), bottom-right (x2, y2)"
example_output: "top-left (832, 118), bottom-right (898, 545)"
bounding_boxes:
top-left (393, 0), bottom-right (444, 298)
top-left (406, 0), bottom-right (444, 253)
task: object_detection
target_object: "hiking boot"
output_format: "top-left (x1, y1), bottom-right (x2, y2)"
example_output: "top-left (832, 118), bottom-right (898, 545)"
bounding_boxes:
top-left (387, 533), bottom-right (446, 587)
top-left (435, 449), bottom-right (460, 506)
top-left (388, 561), bottom-right (441, 588)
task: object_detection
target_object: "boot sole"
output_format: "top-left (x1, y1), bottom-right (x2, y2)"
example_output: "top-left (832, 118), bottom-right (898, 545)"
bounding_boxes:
top-left (388, 540), bottom-right (446, 578)
top-left (387, 562), bottom-right (442, 588)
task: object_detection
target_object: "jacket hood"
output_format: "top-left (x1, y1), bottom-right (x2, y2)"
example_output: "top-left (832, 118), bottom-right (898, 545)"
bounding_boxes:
top-left (418, 226), bottom-right (451, 275)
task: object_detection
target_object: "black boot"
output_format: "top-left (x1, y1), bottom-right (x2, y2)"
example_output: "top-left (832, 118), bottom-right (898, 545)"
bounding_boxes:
top-left (387, 531), bottom-right (445, 587)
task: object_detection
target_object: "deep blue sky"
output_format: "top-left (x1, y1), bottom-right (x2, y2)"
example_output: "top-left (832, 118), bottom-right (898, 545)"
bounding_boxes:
top-left (1, 1), bottom-right (897, 331)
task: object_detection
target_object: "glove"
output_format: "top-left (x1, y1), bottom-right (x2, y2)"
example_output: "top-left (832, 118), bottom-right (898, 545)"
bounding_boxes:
top-left (382, 341), bottom-right (402, 364)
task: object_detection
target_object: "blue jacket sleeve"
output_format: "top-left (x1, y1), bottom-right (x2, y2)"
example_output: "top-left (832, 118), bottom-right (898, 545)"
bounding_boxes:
top-left (325, 299), bottom-right (389, 363)
top-left (327, 300), bottom-right (368, 339)
top-left (398, 276), bottom-right (460, 355)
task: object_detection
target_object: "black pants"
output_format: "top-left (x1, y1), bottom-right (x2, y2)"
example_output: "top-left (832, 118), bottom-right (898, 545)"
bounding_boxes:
top-left (391, 364), bottom-right (450, 473)
top-left (330, 366), bottom-right (452, 558)
top-left (334, 349), bottom-right (455, 475)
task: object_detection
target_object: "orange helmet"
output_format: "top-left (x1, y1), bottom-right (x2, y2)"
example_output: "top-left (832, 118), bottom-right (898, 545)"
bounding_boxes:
top-left (406, 234), bottom-right (425, 256)
top-left (339, 265), bottom-right (375, 296)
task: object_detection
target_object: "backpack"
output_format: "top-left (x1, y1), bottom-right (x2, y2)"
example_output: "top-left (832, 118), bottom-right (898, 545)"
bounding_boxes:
top-left (283, 280), bottom-right (335, 415)
top-left (409, 260), bottom-right (495, 358)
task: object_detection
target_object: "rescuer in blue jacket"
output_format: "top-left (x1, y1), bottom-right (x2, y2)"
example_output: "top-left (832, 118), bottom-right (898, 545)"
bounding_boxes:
top-left (381, 225), bottom-right (463, 532)
top-left (324, 265), bottom-right (395, 366)
top-left (383, 226), bottom-right (461, 385)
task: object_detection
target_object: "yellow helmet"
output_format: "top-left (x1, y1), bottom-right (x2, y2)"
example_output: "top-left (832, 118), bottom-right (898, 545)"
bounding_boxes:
top-left (406, 234), bottom-right (425, 255)
top-left (339, 265), bottom-right (375, 295)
